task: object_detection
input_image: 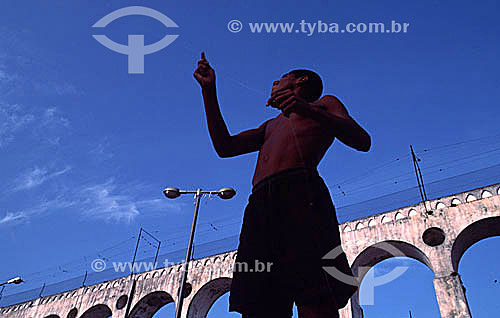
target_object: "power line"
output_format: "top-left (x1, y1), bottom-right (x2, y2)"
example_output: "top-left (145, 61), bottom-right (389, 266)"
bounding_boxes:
top-left (421, 132), bottom-right (500, 152)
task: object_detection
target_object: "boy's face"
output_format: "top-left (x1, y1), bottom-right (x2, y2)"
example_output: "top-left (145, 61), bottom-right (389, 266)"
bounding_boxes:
top-left (271, 73), bottom-right (296, 95)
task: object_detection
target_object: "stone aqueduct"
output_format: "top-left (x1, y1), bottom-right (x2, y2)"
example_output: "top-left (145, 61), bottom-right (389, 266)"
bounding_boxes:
top-left (2, 183), bottom-right (500, 318)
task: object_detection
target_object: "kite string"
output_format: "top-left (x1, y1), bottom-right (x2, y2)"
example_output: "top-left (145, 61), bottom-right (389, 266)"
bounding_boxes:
top-left (178, 39), bottom-right (268, 97)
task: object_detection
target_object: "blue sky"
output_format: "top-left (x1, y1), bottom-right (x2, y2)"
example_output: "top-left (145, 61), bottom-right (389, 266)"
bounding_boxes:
top-left (0, 0), bottom-right (499, 317)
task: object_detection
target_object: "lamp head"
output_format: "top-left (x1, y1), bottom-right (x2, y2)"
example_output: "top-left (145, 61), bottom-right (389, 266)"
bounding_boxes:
top-left (8, 277), bottom-right (23, 284)
top-left (163, 187), bottom-right (180, 199)
top-left (218, 187), bottom-right (236, 199)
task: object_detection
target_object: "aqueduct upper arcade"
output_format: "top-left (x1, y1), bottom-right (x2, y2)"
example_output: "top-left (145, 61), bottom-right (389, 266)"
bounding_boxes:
top-left (1, 182), bottom-right (499, 318)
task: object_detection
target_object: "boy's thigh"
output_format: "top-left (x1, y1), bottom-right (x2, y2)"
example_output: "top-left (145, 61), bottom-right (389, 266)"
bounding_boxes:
top-left (296, 302), bottom-right (340, 318)
top-left (240, 296), bottom-right (294, 318)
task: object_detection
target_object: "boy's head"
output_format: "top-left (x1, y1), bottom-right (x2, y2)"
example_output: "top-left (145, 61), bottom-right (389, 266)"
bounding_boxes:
top-left (271, 69), bottom-right (323, 102)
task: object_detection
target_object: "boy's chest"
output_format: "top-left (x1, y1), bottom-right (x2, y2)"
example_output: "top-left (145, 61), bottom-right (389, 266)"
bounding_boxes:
top-left (265, 114), bottom-right (324, 141)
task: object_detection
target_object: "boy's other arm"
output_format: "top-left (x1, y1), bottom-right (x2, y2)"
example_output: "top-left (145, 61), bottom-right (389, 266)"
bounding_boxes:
top-left (310, 95), bottom-right (371, 152)
top-left (266, 87), bottom-right (370, 152)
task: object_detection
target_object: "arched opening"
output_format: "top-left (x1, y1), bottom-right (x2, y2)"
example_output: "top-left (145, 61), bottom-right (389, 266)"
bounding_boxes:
top-left (450, 216), bottom-right (500, 316)
top-left (351, 240), bottom-right (432, 280)
top-left (481, 190), bottom-right (492, 198)
top-left (129, 291), bottom-right (174, 318)
top-left (200, 282), bottom-right (301, 317)
top-left (357, 257), bottom-right (439, 317)
top-left (205, 292), bottom-right (243, 318)
top-left (187, 278), bottom-right (232, 318)
top-left (381, 216), bottom-right (390, 223)
top-left (435, 202), bottom-right (446, 210)
top-left (144, 301), bottom-right (176, 318)
top-left (459, 237), bottom-right (500, 316)
top-left (80, 304), bottom-right (112, 318)
top-left (44, 315), bottom-right (60, 318)
top-left (349, 240), bottom-right (435, 318)
top-left (451, 216), bottom-right (500, 272)
top-left (67, 308), bottom-right (78, 318)
top-left (466, 194), bottom-right (477, 202)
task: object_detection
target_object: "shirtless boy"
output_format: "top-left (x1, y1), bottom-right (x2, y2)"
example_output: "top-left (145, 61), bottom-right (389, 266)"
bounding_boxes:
top-left (194, 52), bottom-right (371, 318)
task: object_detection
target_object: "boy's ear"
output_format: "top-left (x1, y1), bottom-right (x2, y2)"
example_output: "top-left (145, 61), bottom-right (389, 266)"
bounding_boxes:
top-left (296, 75), bottom-right (308, 86)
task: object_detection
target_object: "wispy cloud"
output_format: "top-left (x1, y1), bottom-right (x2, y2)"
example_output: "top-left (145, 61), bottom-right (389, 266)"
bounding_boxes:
top-left (81, 180), bottom-right (140, 223)
top-left (0, 104), bottom-right (71, 148)
top-left (0, 197), bottom-right (76, 226)
top-left (89, 138), bottom-right (114, 162)
top-left (43, 107), bottom-right (70, 128)
top-left (0, 69), bottom-right (9, 81)
top-left (80, 180), bottom-right (185, 224)
top-left (34, 81), bottom-right (84, 96)
top-left (0, 212), bottom-right (28, 225)
top-left (0, 28), bottom-right (84, 98)
top-left (34, 107), bottom-right (71, 145)
top-left (3, 175), bottom-right (185, 227)
top-left (15, 166), bottom-right (72, 191)
top-left (0, 102), bottom-right (35, 147)
top-left (136, 198), bottom-right (184, 214)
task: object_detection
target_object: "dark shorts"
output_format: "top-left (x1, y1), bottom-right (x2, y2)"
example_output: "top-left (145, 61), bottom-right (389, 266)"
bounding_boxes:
top-left (228, 167), bottom-right (358, 317)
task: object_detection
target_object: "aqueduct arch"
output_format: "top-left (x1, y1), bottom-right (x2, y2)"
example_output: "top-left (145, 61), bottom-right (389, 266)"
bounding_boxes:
top-left (187, 277), bottom-right (232, 318)
top-left (79, 304), bottom-right (112, 318)
top-left (1, 183), bottom-right (499, 318)
top-left (451, 216), bottom-right (500, 272)
top-left (348, 240), bottom-right (434, 317)
top-left (129, 291), bottom-right (174, 318)
top-left (350, 240), bottom-right (433, 280)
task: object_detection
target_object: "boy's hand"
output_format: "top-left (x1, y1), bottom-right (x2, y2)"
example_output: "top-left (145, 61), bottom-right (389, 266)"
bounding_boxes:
top-left (193, 52), bottom-right (216, 88)
top-left (266, 88), bottom-right (310, 117)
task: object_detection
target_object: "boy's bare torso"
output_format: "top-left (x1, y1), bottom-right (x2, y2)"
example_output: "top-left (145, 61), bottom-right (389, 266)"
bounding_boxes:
top-left (252, 112), bottom-right (334, 186)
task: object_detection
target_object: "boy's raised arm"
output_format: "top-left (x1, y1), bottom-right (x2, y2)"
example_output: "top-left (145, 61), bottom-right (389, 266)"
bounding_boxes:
top-left (194, 52), bottom-right (269, 158)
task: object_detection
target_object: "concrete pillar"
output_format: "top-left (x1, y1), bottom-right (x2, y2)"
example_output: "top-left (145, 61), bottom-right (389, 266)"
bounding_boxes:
top-left (433, 273), bottom-right (471, 318)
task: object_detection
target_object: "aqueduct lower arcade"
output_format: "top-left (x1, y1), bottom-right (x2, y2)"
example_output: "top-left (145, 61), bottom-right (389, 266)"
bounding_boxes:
top-left (1, 182), bottom-right (499, 318)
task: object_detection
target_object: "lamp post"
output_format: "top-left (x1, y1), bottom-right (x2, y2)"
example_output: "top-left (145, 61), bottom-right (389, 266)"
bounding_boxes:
top-left (163, 187), bottom-right (236, 318)
top-left (0, 277), bottom-right (23, 287)
top-left (0, 277), bottom-right (23, 302)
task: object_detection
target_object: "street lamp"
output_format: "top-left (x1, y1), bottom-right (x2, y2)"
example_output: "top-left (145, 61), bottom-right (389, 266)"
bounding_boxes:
top-left (163, 187), bottom-right (236, 318)
top-left (0, 277), bottom-right (23, 287)
top-left (0, 276), bottom-right (23, 302)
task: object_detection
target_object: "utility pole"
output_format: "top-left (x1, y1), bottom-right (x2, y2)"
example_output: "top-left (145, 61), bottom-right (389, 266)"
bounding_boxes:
top-left (139, 228), bottom-right (161, 269)
top-left (124, 227), bottom-right (161, 318)
top-left (410, 145), bottom-right (430, 213)
top-left (131, 227), bottom-right (143, 275)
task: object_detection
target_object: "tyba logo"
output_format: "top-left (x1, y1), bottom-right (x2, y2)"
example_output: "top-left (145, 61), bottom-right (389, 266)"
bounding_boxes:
top-left (92, 6), bottom-right (179, 74)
